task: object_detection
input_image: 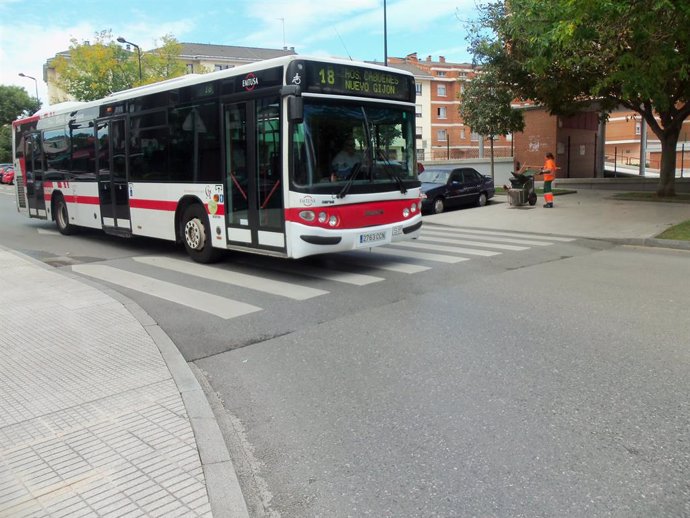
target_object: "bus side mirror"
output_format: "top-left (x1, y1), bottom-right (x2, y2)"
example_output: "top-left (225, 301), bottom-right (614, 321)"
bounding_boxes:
top-left (288, 96), bottom-right (303, 123)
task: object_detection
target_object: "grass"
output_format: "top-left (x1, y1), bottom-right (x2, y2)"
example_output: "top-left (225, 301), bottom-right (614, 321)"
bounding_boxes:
top-left (495, 187), bottom-right (577, 195)
top-left (610, 192), bottom-right (690, 203)
top-left (656, 221), bottom-right (690, 241)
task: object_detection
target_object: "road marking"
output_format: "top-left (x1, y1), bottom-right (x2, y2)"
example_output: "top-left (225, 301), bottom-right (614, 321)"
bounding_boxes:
top-left (389, 240), bottom-right (501, 257)
top-left (134, 256), bottom-right (328, 300)
top-left (344, 253), bottom-right (431, 273)
top-left (367, 247), bottom-right (471, 264)
top-left (425, 226), bottom-right (575, 242)
top-left (417, 235), bottom-right (528, 251)
top-left (37, 228), bottom-right (61, 236)
top-left (421, 228), bottom-right (555, 246)
top-left (72, 264), bottom-right (261, 319)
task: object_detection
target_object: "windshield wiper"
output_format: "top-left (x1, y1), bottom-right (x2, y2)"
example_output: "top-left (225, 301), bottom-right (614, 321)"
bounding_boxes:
top-left (337, 161), bottom-right (363, 198)
top-left (377, 153), bottom-right (407, 194)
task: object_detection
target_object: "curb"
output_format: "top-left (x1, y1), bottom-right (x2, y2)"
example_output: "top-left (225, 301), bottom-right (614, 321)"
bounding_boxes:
top-left (2, 246), bottom-right (249, 518)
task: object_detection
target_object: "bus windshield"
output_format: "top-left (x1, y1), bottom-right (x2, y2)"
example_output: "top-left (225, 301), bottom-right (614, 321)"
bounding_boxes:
top-left (290, 100), bottom-right (418, 194)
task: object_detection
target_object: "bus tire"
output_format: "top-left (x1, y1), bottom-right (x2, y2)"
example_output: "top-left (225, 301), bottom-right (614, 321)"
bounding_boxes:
top-left (182, 204), bottom-right (222, 263)
top-left (54, 195), bottom-right (78, 235)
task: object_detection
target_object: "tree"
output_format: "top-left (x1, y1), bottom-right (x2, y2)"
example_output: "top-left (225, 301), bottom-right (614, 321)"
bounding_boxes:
top-left (142, 34), bottom-right (187, 84)
top-left (471, 0), bottom-right (690, 196)
top-left (459, 70), bottom-right (524, 179)
top-left (0, 85), bottom-right (41, 124)
top-left (53, 31), bottom-right (186, 101)
top-left (0, 85), bottom-right (42, 162)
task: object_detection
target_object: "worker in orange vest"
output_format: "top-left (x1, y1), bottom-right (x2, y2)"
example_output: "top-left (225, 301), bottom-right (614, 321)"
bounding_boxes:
top-left (541, 152), bottom-right (557, 208)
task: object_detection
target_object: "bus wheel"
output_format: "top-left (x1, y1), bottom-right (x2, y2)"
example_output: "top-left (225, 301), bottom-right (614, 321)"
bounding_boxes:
top-left (54, 195), bottom-right (78, 235)
top-left (182, 204), bottom-right (222, 263)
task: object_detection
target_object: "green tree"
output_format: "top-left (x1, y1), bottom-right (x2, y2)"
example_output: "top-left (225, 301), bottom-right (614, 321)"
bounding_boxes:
top-left (459, 70), bottom-right (524, 179)
top-left (0, 85), bottom-right (41, 124)
top-left (471, 0), bottom-right (690, 196)
top-left (53, 31), bottom-right (185, 101)
top-left (0, 85), bottom-right (42, 162)
top-left (142, 34), bottom-right (187, 84)
top-left (54, 30), bottom-right (137, 101)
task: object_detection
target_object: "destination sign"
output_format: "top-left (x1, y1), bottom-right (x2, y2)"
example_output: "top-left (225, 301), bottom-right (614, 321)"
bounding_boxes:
top-left (291, 61), bottom-right (414, 102)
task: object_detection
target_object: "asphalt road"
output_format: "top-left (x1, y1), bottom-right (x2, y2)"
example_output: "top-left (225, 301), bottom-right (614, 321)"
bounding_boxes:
top-left (2, 185), bottom-right (688, 517)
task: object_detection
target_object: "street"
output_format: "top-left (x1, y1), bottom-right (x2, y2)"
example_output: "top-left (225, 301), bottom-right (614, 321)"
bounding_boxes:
top-left (1, 184), bottom-right (689, 517)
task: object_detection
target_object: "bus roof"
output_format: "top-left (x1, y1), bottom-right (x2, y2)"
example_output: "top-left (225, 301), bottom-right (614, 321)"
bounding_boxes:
top-left (24, 55), bottom-right (415, 121)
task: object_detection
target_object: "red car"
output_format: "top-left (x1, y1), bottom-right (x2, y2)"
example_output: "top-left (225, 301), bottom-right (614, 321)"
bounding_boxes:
top-left (0, 165), bottom-right (15, 185)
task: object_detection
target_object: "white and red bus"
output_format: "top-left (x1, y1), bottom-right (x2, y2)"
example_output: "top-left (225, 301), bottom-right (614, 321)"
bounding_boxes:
top-left (12, 56), bottom-right (422, 262)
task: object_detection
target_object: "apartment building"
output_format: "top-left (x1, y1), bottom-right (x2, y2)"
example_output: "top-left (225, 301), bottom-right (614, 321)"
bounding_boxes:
top-left (388, 53), bottom-right (512, 162)
top-left (43, 43), bottom-right (296, 104)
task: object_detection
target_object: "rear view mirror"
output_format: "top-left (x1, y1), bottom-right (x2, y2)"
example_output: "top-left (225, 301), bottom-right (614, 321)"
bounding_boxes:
top-left (288, 96), bottom-right (303, 123)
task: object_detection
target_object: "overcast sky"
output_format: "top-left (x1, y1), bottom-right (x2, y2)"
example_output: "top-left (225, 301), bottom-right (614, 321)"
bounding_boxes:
top-left (0, 0), bottom-right (481, 105)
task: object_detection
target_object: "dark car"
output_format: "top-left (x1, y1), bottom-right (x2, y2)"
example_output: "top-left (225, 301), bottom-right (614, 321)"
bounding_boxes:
top-left (419, 167), bottom-right (495, 214)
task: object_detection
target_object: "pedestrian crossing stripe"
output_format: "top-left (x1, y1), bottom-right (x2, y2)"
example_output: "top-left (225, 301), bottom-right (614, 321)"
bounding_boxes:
top-left (424, 225), bottom-right (575, 242)
top-left (133, 256), bottom-right (328, 300)
top-left (421, 228), bottom-right (556, 247)
top-left (389, 240), bottom-right (501, 257)
top-left (417, 235), bottom-right (528, 251)
top-left (72, 264), bottom-right (261, 319)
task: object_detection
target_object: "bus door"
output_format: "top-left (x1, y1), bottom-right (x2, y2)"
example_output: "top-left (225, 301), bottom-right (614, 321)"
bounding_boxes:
top-left (223, 96), bottom-right (285, 253)
top-left (97, 118), bottom-right (131, 233)
top-left (24, 132), bottom-right (47, 218)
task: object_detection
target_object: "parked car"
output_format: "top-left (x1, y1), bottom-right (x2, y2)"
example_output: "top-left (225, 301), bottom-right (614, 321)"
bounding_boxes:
top-left (1, 165), bottom-right (15, 185)
top-left (419, 166), bottom-right (495, 214)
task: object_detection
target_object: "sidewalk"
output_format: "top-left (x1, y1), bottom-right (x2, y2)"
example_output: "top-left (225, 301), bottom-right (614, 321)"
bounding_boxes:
top-left (426, 188), bottom-right (690, 249)
top-left (1, 188), bottom-right (687, 518)
top-left (0, 249), bottom-right (248, 518)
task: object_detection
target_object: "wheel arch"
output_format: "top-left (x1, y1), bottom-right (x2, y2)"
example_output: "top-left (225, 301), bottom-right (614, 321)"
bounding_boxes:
top-left (175, 195), bottom-right (206, 243)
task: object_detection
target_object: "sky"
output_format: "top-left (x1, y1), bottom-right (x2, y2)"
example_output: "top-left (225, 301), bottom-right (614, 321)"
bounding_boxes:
top-left (0, 0), bottom-right (482, 106)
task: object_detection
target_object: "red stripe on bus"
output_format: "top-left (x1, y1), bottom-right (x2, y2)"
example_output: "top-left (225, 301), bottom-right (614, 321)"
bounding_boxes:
top-left (285, 199), bottom-right (420, 229)
top-left (129, 199), bottom-right (179, 211)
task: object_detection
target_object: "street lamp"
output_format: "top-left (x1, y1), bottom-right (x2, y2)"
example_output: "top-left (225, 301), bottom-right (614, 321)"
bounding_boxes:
top-left (18, 72), bottom-right (39, 100)
top-left (117, 36), bottom-right (142, 81)
top-left (383, 0), bottom-right (388, 66)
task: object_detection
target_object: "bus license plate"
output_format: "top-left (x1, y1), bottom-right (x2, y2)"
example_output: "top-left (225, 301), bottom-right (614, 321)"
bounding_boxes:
top-left (358, 230), bottom-right (389, 247)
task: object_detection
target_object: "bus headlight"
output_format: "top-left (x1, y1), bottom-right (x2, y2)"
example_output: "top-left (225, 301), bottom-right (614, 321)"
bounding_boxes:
top-left (328, 215), bottom-right (339, 227)
top-left (318, 212), bottom-right (328, 224)
top-left (402, 208), bottom-right (410, 217)
top-left (299, 210), bottom-right (315, 221)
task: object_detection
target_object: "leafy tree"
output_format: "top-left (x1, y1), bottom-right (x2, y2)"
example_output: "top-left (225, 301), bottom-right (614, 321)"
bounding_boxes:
top-left (142, 34), bottom-right (187, 84)
top-left (471, 0), bottom-right (690, 196)
top-left (53, 31), bottom-right (186, 100)
top-left (53, 30), bottom-right (137, 101)
top-left (0, 85), bottom-right (41, 124)
top-left (459, 70), bottom-right (524, 179)
top-left (0, 85), bottom-right (41, 162)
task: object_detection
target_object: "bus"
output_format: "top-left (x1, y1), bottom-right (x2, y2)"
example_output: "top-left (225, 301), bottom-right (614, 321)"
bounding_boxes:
top-left (12, 56), bottom-right (422, 262)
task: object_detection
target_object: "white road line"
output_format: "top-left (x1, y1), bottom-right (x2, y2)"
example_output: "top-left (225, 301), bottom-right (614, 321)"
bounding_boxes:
top-left (389, 240), bottom-right (501, 257)
top-left (421, 228), bottom-right (555, 246)
top-left (345, 254), bottom-right (431, 274)
top-left (37, 229), bottom-right (61, 236)
top-left (417, 235), bottom-right (528, 251)
top-left (368, 247), bottom-right (471, 264)
top-left (72, 264), bottom-right (261, 319)
top-left (134, 256), bottom-right (328, 300)
top-left (425, 226), bottom-right (575, 242)
top-left (269, 262), bottom-right (385, 286)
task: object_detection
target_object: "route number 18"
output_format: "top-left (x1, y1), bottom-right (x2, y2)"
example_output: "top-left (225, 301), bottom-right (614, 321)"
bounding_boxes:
top-left (318, 67), bottom-right (335, 85)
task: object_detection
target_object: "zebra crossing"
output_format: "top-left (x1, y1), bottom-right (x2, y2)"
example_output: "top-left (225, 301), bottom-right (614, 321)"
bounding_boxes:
top-left (70, 225), bottom-right (575, 319)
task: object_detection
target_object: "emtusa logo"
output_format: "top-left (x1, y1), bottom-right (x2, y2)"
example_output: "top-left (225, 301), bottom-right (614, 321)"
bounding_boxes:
top-left (242, 73), bottom-right (259, 91)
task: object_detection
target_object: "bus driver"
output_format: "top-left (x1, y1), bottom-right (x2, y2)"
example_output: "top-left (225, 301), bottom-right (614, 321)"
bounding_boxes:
top-left (330, 137), bottom-right (362, 181)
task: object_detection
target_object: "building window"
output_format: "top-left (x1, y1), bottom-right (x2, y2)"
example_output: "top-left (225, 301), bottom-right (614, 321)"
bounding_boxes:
top-left (186, 63), bottom-right (194, 74)
top-left (471, 131), bottom-right (480, 142)
top-left (437, 106), bottom-right (447, 119)
top-left (416, 126), bottom-right (423, 139)
top-left (437, 71), bottom-right (446, 77)
top-left (415, 83), bottom-right (422, 95)
top-left (460, 128), bottom-right (466, 140)
top-left (635, 122), bottom-right (641, 135)
top-left (437, 129), bottom-right (447, 141)
top-left (437, 84), bottom-right (447, 96)
top-left (415, 104), bottom-right (422, 118)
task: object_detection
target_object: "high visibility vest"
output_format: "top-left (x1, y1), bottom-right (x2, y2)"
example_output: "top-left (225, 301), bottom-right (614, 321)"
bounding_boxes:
top-left (543, 159), bottom-right (557, 182)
